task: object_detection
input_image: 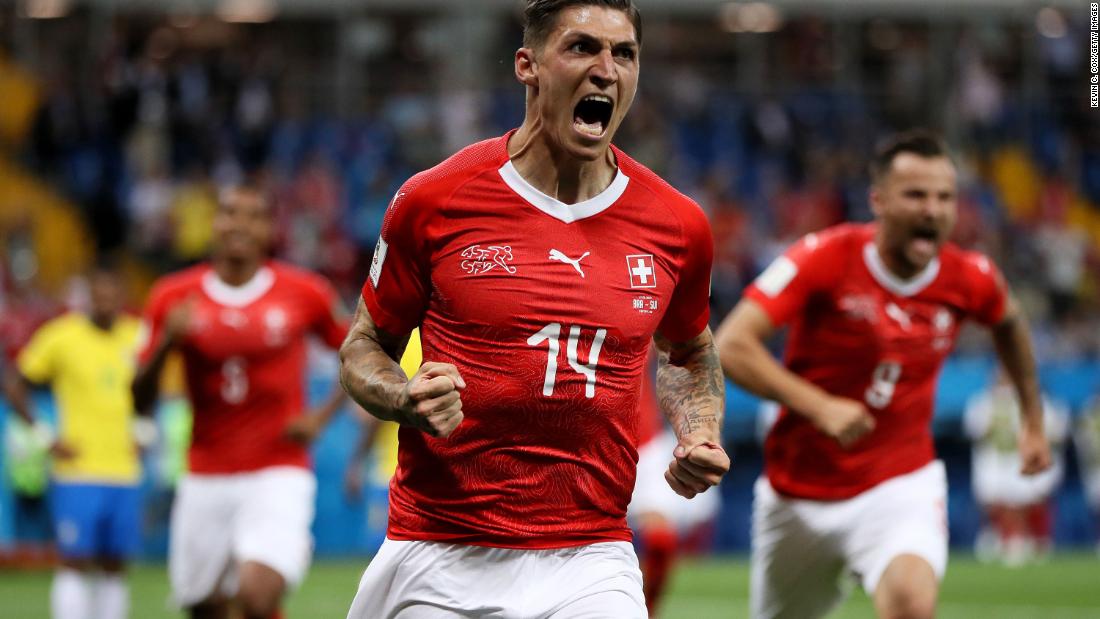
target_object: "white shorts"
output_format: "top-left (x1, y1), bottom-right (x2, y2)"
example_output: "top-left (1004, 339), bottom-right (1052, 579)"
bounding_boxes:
top-left (750, 461), bottom-right (948, 619)
top-left (628, 430), bottom-right (720, 532)
top-left (971, 449), bottom-right (1064, 507)
top-left (346, 538), bottom-right (646, 619)
top-left (169, 466), bottom-right (316, 607)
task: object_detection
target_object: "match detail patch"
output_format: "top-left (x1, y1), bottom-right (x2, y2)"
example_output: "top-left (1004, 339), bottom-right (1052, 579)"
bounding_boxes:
top-left (369, 236), bottom-right (389, 288)
top-left (755, 256), bottom-right (798, 298)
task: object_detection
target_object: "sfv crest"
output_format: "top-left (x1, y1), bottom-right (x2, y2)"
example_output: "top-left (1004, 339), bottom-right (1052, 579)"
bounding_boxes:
top-left (461, 244), bottom-right (518, 275)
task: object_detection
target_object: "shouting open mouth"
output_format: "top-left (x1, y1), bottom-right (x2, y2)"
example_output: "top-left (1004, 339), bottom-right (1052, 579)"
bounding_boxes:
top-left (573, 94), bottom-right (614, 139)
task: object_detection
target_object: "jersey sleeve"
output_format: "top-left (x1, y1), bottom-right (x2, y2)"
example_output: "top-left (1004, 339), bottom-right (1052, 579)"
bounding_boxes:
top-left (962, 253), bottom-right (1008, 326)
top-left (136, 282), bottom-right (172, 366)
top-left (657, 201), bottom-right (714, 342)
top-left (361, 185), bottom-right (434, 335)
top-left (307, 275), bottom-right (350, 349)
top-left (743, 231), bottom-right (841, 328)
top-left (16, 320), bottom-right (62, 384)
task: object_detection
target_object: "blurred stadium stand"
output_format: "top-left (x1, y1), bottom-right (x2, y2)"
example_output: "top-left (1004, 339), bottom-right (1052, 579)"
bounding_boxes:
top-left (1, 0), bottom-right (1098, 555)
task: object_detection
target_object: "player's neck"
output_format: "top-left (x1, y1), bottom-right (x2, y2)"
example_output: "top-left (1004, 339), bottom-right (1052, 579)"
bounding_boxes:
top-left (873, 237), bottom-right (922, 281)
top-left (89, 312), bottom-right (115, 331)
top-left (508, 123), bottom-right (617, 205)
top-left (212, 256), bottom-right (264, 287)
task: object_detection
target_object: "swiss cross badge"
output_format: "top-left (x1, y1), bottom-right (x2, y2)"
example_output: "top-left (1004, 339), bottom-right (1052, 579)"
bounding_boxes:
top-left (626, 254), bottom-right (657, 289)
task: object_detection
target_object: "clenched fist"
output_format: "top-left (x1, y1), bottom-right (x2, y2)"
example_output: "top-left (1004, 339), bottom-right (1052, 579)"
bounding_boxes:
top-left (810, 395), bottom-right (876, 449)
top-left (396, 362), bottom-right (466, 438)
top-left (665, 436), bottom-right (730, 499)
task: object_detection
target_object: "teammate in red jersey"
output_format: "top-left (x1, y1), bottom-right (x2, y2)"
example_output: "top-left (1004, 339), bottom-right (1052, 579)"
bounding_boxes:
top-left (716, 130), bottom-right (1051, 619)
top-left (131, 185), bottom-right (350, 619)
top-left (339, 1), bottom-right (729, 616)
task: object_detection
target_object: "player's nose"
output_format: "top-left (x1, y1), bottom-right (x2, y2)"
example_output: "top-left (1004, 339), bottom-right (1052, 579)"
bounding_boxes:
top-left (589, 49), bottom-right (617, 88)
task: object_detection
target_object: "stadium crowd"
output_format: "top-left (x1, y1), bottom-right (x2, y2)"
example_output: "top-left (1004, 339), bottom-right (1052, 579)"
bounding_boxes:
top-left (1, 3), bottom-right (1099, 618)
top-left (3, 8), bottom-right (1099, 362)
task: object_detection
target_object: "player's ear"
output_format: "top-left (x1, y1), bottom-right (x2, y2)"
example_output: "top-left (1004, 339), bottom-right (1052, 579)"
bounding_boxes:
top-left (515, 47), bottom-right (539, 88)
top-left (868, 185), bottom-right (884, 217)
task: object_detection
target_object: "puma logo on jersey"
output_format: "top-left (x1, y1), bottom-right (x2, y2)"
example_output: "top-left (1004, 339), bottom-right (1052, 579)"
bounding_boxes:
top-left (548, 249), bottom-right (590, 278)
top-left (885, 302), bottom-right (912, 331)
top-left (461, 244), bottom-right (517, 275)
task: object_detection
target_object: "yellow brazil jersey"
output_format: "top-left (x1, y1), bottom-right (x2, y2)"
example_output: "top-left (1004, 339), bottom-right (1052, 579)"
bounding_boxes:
top-left (17, 313), bottom-right (142, 484)
top-left (370, 329), bottom-right (422, 484)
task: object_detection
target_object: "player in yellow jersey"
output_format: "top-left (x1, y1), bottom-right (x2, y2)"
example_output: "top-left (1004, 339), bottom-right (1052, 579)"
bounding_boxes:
top-left (3, 262), bottom-right (143, 619)
top-left (342, 329), bottom-right (419, 549)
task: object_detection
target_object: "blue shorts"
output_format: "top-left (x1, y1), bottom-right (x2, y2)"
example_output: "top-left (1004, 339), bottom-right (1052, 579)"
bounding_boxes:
top-left (49, 482), bottom-right (142, 560)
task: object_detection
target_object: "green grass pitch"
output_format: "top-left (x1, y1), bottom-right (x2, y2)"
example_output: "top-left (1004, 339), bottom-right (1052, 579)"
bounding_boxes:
top-left (1, 554), bottom-right (1097, 618)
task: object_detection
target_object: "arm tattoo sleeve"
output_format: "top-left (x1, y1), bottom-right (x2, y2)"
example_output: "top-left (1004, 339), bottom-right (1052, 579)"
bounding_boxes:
top-left (655, 328), bottom-right (725, 440)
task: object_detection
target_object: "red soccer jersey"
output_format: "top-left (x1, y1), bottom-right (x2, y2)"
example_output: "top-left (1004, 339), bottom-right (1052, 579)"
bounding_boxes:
top-left (362, 133), bottom-right (713, 548)
top-left (745, 223), bottom-right (1007, 500)
top-left (636, 347), bottom-right (663, 448)
top-left (138, 261), bottom-right (347, 474)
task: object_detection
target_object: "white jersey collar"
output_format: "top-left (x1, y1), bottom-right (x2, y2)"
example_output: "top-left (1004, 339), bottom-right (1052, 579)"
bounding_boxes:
top-left (862, 242), bottom-right (940, 297)
top-left (497, 161), bottom-right (629, 224)
top-left (201, 265), bottom-right (275, 307)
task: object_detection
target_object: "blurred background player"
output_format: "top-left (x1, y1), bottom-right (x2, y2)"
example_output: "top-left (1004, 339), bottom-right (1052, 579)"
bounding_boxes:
top-left (629, 350), bottom-right (721, 618)
top-left (339, 1), bottom-right (729, 616)
top-left (341, 329), bottom-right (418, 554)
top-left (3, 261), bottom-right (143, 619)
top-left (131, 184), bottom-right (351, 619)
top-left (964, 371), bottom-right (1069, 565)
top-left (1075, 396), bottom-right (1100, 556)
top-left (716, 130), bottom-right (1051, 619)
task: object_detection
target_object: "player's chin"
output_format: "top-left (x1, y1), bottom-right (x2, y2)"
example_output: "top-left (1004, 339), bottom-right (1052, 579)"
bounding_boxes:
top-left (564, 124), bottom-right (613, 158)
top-left (564, 137), bottom-right (608, 161)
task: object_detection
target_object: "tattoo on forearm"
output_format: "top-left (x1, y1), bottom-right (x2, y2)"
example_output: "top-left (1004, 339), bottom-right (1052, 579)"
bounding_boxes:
top-left (678, 414), bottom-right (720, 438)
top-left (655, 329), bottom-right (725, 439)
top-left (339, 300), bottom-right (413, 420)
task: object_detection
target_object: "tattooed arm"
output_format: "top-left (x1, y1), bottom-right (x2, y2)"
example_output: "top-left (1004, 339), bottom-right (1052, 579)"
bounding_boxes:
top-left (654, 327), bottom-right (730, 498)
top-left (339, 299), bottom-right (465, 438)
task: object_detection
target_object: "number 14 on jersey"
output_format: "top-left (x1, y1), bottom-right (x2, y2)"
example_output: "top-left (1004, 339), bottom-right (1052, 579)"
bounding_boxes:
top-left (527, 323), bottom-right (606, 398)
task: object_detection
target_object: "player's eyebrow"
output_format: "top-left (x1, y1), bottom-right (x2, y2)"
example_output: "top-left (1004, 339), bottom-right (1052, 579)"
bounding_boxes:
top-left (564, 30), bottom-right (638, 51)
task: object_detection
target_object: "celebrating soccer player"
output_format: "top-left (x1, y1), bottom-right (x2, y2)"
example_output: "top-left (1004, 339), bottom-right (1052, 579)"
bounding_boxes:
top-left (339, 1), bottom-right (729, 616)
top-left (716, 130), bottom-right (1052, 619)
top-left (131, 184), bottom-right (351, 619)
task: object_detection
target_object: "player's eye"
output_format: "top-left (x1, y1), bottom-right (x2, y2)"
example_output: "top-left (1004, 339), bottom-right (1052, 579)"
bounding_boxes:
top-left (613, 47), bottom-right (636, 61)
top-left (569, 40), bottom-right (595, 54)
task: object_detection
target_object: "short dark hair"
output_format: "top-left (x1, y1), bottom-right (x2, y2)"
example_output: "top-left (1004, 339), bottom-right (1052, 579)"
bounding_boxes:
top-left (523, 0), bottom-right (642, 49)
top-left (870, 129), bottom-right (953, 183)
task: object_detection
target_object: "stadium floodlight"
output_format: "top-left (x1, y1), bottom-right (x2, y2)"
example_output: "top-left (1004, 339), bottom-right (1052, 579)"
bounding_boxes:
top-left (19, 0), bottom-right (70, 19)
top-left (1035, 7), bottom-right (1068, 39)
top-left (718, 2), bottom-right (783, 34)
top-left (217, 0), bottom-right (277, 24)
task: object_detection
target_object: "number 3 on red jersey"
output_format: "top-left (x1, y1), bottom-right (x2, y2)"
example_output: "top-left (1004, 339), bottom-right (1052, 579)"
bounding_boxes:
top-left (527, 323), bottom-right (607, 398)
top-left (221, 356), bottom-right (249, 404)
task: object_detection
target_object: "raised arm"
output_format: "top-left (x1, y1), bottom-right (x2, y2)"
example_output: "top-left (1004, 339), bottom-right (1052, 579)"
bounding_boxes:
top-left (715, 299), bottom-right (875, 448)
top-left (653, 327), bottom-right (729, 498)
top-left (989, 295), bottom-right (1050, 474)
top-left (132, 299), bottom-right (192, 415)
top-left (339, 299), bottom-right (464, 438)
